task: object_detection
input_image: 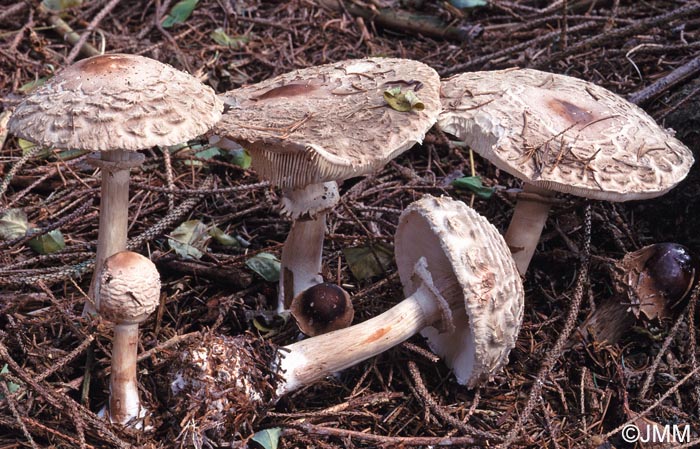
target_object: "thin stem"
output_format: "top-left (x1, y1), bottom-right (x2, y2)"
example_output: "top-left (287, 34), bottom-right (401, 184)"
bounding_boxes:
top-left (279, 214), bottom-right (326, 312)
top-left (109, 323), bottom-right (141, 424)
top-left (85, 150), bottom-right (138, 314)
top-left (276, 282), bottom-right (440, 396)
top-left (504, 183), bottom-right (556, 275)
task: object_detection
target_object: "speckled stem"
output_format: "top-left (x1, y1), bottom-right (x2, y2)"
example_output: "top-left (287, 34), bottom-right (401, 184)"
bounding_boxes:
top-left (110, 323), bottom-right (142, 424)
top-left (504, 184), bottom-right (556, 275)
top-left (276, 282), bottom-right (440, 396)
top-left (85, 150), bottom-right (138, 315)
top-left (279, 214), bottom-right (326, 313)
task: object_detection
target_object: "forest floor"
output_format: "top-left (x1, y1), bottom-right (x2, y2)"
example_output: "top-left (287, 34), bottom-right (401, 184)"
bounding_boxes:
top-left (1, 1), bottom-right (700, 448)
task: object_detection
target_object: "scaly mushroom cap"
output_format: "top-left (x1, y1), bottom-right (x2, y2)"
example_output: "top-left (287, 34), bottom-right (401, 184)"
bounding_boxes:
top-left (439, 68), bottom-right (694, 201)
top-left (215, 58), bottom-right (441, 189)
top-left (95, 251), bottom-right (161, 324)
top-left (9, 53), bottom-right (223, 151)
top-left (395, 195), bottom-right (524, 387)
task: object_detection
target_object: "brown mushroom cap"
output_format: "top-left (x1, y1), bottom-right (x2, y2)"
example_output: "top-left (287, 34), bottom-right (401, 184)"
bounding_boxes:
top-left (290, 283), bottom-right (354, 336)
top-left (214, 58), bottom-right (441, 189)
top-left (9, 53), bottom-right (223, 151)
top-left (395, 195), bottom-right (524, 386)
top-left (95, 251), bottom-right (161, 324)
top-left (439, 68), bottom-right (694, 201)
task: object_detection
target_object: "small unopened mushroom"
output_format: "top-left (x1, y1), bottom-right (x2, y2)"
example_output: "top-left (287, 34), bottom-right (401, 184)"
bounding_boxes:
top-left (171, 195), bottom-right (524, 439)
top-left (439, 68), bottom-right (694, 274)
top-left (290, 282), bottom-right (354, 336)
top-left (95, 250), bottom-right (160, 426)
top-left (212, 58), bottom-right (441, 311)
top-left (8, 54), bottom-right (222, 311)
top-left (577, 243), bottom-right (698, 345)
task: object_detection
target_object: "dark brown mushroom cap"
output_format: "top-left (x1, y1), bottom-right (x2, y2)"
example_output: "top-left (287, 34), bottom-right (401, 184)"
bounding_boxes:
top-left (215, 58), bottom-right (441, 189)
top-left (9, 54), bottom-right (223, 151)
top-left (290, 283), bottom-right (354, 336)
top-left (439, 68), bottom-right (694, 201)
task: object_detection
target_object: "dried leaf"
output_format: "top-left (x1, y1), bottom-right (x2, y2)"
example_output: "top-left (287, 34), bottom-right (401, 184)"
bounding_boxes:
top-left (449, 0), bottom-right (487, 8)
top-left (343, 244), bottom-right (393, 281)
top-left (383, 87), bottom-right (424, 112)
top-left (42, 0), bottom-right (82, 12)
top-left (245, 252), bottom-right (281, 282)
top-left (249, 428), bottom-right (281, 449)
top-left (27, 230), bottom-right (65, 254)
top-left (162, 0), bottom-right (199, 28)
top-left (452, 176), bottom-right (494, 199)
top-left (19, 77), bottom-right (49, 93)
top-left (0, 209), bottom-right (30, 240)
top-left (168, 220), bottom-right (209, 260)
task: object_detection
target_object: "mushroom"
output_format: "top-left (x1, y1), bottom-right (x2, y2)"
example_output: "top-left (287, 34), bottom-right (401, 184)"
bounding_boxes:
top-left (290, 282), bottom-right (354, 336)
top-left (211, 58), bottom-right (441, 311)
top-left (95, 250), bottom-right (160, 426)
top-left (171, 195), bottom-right (524, 438)
top-left (576, 243), bottom-right (698, 345)
top-left (8, 54), bottom-right (223, 311)
top-left (438, 68), bottom-right (694, 274)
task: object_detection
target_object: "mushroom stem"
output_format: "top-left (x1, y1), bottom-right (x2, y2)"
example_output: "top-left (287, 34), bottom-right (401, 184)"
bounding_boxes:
top-left (279, 215), bottom-right (326, 312)
top-left (109, 323), bottom-right (142, 424)
top-left (85, 150), bottom-right (142, 315)
top-left (277, 271), bottom-right (445, 396)
top-left (504, 183), bottom-right (556, 275)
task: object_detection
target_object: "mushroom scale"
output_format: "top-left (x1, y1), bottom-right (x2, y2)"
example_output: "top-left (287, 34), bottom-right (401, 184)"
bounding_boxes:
top-left (9, 54), bottom-right (223, 151)
top-left (214, 57), bottom-right (441, 190)
top-left (439, 68), bottom-right (694, 201)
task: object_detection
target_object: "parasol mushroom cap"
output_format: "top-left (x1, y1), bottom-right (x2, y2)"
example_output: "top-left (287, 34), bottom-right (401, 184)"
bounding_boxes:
top-left (9, 53), bottom-right (223, 151)
top-left (214, 57), bottom-right (441, 190)
top-left (395, 195), bottom-right (524, 386)
top-left (438, 68), bottom-right (694, 201)
top-left (95, 251), bottom-right (161, 325)
top-left (290, 283), bottom-right (354, 336)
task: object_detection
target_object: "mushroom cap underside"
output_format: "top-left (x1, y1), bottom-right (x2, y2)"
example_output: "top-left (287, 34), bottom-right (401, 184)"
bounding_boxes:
top-left (95, 251), bottom-right (161, 324)
top-left (438, 68), bottom-right (694, 201)
top-left (215, 57), bottom-right (441, 189)
top-left (9, 53), bottom-right (223, 151)
top-left (395, 195), bottom-right (524, 387)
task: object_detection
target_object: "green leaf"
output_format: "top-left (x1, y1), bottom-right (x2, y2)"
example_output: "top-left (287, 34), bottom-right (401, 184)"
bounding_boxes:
top-left (245, 253), bottom-right (280, 282)
top-left (249, 427), bottom-right (281, 449)
top-left (27, 229), bottom-right (65, 254)
top-left (226, 147), bottom-right (251, 169)
top-left (208, 226), bottom-right (240, 247)
top-left (383, 87), bottom-right (424, 112)
top-left (343, 244), bottom-right (393, 281)
top-left (0, 209), bottom-right (29, 240)
top-left (210, 28), bottom-right (249, 48)
top-left (19, 77), bottom-right (49, 93)
top-left (449, 0), bottom-right (487, 8)
top-left (168, 220), bottom-right (209, 259)
top-left (183, 146), bottom-right (222, 166)
top-left (451, 176), bottom-right (494, 199)
top-left (0, 364), bottom-right (20, 399)
top-left (162, 0), bottom-right (199, 28)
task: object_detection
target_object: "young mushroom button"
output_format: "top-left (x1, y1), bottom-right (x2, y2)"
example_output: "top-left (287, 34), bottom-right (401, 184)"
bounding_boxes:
top-left (95, 250), bottom-right (161, 427)
top-left (211, 57), bottom-right (441, 312)
top-left (171, 195), bottom-right (524, 441)
top-left (290, 282), bottom-right (354, 336)
top-left (438, 68), bottom-right (694, 275)
top-left (8, 53), bottom-right (223, 313)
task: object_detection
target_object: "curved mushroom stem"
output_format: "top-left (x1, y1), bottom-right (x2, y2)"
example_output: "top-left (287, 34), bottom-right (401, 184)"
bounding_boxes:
top-left (84, 150), bottom-right (144, 315)
top-left (504, 183), bottom-right (556, 275)
top-left (109, 323), bottom-right (143, 424)
top-left (276, 259), bottom-right (448, 396)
